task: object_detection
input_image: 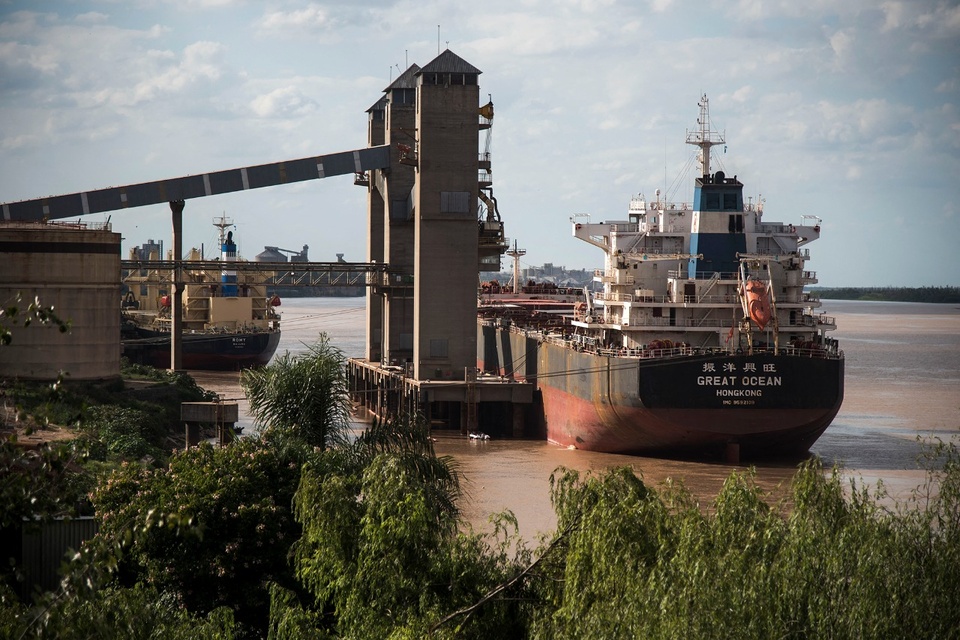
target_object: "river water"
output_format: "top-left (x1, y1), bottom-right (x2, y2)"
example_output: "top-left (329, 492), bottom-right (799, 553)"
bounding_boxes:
top-left (190, 297), bottom-right (960, 543)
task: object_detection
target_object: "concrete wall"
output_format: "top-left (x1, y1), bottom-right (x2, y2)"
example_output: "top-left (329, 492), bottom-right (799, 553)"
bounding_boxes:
top-left (413, 73), bottom-right (480, 380)
top-left (0, 222), bottom-right (121, 380)
top-left (382, 84), bottom-right (417, 365)
top-left (365, 100), bottom-right (385, 362)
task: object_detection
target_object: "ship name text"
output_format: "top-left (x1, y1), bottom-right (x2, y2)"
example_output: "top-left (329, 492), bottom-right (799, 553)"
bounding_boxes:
top-left (696, 375), bottom-right (782, 387)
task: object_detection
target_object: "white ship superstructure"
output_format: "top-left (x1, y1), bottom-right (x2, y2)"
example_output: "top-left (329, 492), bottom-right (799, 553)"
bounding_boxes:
top-left (571, 95), bottom-right (837, 358)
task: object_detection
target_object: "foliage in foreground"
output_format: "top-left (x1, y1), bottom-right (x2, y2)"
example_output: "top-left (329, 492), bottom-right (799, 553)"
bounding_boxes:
top-left (90, 438), bottom-right (304, 636)
top-left (271, 415), bottom-right (531, 639)
top-left (4, 332), bottom-right (958, 638)
top-left (11, 440), bottom-right (960, 639)
top-left (530, 444), bottom-right (960, 639)
top-left (0, 292), bottom-right (70, 347)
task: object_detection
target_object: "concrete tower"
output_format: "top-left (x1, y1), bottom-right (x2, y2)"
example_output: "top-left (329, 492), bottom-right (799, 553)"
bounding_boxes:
top-left (364, 95), bottom-right (386, 363)
top-left (380, 65), bottom-right (420, 367)
top-left (412, 50), bottom-right (482, 381)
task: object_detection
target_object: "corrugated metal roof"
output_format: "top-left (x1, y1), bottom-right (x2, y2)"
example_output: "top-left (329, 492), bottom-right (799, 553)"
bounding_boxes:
top-left (418, 49), bottom-right (481, 75)
top-left (367, 95), bottom-right (387, 113)
top-left (383, 64), bottom-right (421, 92)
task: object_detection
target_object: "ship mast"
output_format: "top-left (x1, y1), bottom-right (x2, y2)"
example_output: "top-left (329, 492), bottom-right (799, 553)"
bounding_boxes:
top-left (213, 213), bottom-right (234, 245)
top-left (685, 94), bottom-right (725, 178)
top-left (213, 214), bottom-right (237, 297)
top-left (506, 239), bottom-right (526, 294)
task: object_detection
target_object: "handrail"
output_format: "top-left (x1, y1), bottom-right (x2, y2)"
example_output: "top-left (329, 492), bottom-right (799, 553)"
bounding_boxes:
top-left (482, 320), bottom-right (844, 360)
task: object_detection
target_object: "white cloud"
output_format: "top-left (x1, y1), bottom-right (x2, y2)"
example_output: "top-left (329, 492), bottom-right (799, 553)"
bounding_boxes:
top-left (250, 85), bottom-right (318, 118)
top-left (829, 29), bottom-right (853, 62)
top-left (880, 1), bottom-right (906, 32)
top-left (128, 41), bottom-right (226, 105)
top-left (75, 11), bottom-right (109, 25)
top-left (259, 3), bottom-right (336, 33)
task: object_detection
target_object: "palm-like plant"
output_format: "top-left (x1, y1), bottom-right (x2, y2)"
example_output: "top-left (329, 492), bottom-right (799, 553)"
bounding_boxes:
top-left (241, 335), bottom-right (351, 450)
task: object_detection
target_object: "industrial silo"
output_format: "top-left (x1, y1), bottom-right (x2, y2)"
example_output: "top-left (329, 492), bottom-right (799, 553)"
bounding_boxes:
top-left (0, 222), bottom-right (121, 380)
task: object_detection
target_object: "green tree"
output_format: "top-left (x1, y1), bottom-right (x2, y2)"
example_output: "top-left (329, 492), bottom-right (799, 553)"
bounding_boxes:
top-left (271, 414), bottom-right (532, 639)
top-left (241, 335), bottom-right (350, 450)
top-left (0, 292), bottom-right (70, 346)
top-left (91, 438), bottom-right (303, 637)
top-left (525, 448), bottom-right (960, 639)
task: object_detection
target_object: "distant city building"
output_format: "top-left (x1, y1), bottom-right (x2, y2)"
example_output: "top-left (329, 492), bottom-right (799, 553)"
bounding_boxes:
top-left (488, 263), bottom-right (597, 290)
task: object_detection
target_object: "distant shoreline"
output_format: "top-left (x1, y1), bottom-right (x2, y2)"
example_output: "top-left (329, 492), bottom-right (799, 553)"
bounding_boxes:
top-left (812, 286), bottom-right (959, 304)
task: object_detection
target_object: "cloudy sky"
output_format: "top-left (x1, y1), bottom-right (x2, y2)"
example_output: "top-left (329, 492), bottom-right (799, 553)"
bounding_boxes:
top-left (2, 1), bottom-right (958, 287)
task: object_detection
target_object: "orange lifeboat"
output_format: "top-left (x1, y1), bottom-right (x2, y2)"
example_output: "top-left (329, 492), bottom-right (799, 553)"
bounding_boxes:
top-left (744, 278), bottom-right (771, 329)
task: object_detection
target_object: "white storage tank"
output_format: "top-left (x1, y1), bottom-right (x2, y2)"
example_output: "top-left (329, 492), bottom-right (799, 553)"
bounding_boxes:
top-left (0, 222), bottom-right (121, 380)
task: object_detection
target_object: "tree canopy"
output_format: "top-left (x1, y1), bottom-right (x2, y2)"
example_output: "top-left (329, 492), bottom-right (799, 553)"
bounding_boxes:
top-left (4, 337), bottom-right (959, 639)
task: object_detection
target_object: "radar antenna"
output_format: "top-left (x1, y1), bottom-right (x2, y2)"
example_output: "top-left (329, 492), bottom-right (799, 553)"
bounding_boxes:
top-left (685, 94), bottom-right (725, 178)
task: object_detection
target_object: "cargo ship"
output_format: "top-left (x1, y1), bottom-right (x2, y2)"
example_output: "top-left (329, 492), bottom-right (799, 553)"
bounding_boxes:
top-left (478, 96), bottom-right (843, 459)
top-left (121, 217), bottom-right (281, 370)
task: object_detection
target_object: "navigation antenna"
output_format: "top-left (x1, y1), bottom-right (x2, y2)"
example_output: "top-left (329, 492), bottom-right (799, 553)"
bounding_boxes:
top-left (685, 94), bottom-right (725, 178)
top-left (506, 240), bottom-right (526, 294)
top-left (213, 213), bottom-right (235, 245)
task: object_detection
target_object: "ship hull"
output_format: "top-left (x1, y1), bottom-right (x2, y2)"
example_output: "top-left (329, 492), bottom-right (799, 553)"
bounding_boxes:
top-left (480, 322), bottom-right (843, 458)
top-left (122, 327), bottom-right (281, 371)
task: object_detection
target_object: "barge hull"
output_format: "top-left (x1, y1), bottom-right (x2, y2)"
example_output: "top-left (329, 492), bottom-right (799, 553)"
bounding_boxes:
top-left (122, 330), bottom-right (281, 371)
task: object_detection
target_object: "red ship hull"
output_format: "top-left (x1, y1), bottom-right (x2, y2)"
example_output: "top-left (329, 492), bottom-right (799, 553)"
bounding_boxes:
top-left (479, 322), bottom-right (844, 459)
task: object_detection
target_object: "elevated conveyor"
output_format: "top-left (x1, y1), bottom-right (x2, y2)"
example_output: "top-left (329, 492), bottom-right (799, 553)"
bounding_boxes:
top-left (1, 145), bottom-right (391, 222)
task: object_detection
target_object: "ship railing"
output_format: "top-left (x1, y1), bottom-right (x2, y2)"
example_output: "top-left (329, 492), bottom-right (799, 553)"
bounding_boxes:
top-left (758, 223), bottom-right (800, 234)
top-left (670, 270), bottom-right (740, 281)
top-left (46, 219), bottom-right (112, 231)
top-left (506, 324), bottom-right (844, 360)
top-left (593, 315), bottom-right (837, 330)
top-left (815, 314), bottom-right (836, 328)
top-left (689, 293), bottom-right (740, 304)
top-left (594, 292), bottom-right (680, 304)
top-left (628, 198), bottom-right (692, 212)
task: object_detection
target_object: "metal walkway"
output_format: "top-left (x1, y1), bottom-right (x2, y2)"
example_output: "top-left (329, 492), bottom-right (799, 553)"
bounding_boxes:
top-left (121, 260), bottom-right (400, 288)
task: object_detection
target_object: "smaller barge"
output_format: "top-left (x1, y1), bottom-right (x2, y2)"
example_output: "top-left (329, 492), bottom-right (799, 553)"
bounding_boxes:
top-left (121, 216), bottom-right (281, 370)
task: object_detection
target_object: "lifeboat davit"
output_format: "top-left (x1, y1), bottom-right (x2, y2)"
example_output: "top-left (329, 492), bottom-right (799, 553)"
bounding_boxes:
top-left (744, 279), bottom-right (771, 330)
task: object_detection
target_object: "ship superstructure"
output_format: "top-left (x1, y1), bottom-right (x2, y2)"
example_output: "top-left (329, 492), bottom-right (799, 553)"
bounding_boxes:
top-left (572, 96), bottom-right (836, 359)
